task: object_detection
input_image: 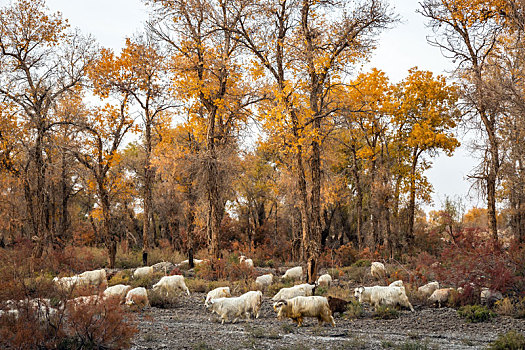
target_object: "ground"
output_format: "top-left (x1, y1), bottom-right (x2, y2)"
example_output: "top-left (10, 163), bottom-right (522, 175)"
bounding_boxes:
top-left (129, 292), bottom-right (525, 350)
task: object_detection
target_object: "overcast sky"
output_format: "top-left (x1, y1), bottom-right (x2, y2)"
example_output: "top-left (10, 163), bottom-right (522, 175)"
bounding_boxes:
top-left (3, 0), bottom-right (480, 212)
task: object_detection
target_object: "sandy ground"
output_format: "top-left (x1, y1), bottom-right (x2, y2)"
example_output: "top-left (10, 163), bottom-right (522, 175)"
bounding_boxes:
top-left (129, 292), bottom-right (525, 350)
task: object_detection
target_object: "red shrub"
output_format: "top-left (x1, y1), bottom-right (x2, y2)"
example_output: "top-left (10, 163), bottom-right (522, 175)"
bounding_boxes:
top-left (432, 228), bottom-right (524, 295)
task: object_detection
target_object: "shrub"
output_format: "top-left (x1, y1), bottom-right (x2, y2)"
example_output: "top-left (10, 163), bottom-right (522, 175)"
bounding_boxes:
top-left (314, 286), bottom-right (328, 296)
top-left (495, 298), bottom-right (515, 317)
top-left (345, 300), bottom-right (364, 319)
top-left (353, 259), bottom-right (371, 267)
top-left (148, 288), bottom-right (178, 308)
top-left (373, 305), bottom-right (399, 320)
top-left (327, 268), bottom-right (340, 280)
top-left (457, 305), bottom-right (496, 323)
top-left (195, 256), bottom-right (255, 281)
top-left (397, 340), bottom-right (431, 350)
top-left (341, 265), bottom-right (368, 284)
top-left (514, 297), bottom-right (525, 319)
top-left (487, 330), bottom-right (525, 350)
top-left (129, 272), bottom-right (164, 289)
top-left (108, 270), bottom-right (131, 287)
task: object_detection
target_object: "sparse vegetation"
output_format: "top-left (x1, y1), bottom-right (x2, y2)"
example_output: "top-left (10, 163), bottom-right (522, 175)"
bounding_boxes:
top-left (487, 331), bottom-right (525, 350)
top-left (457, 305), bottom-right (497, 323)
top-left (373, 305), bottom-right (399, 320)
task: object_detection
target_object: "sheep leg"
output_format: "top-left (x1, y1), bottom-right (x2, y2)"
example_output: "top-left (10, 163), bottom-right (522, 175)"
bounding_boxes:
top-left (296, 316), bottom-right (303, 327)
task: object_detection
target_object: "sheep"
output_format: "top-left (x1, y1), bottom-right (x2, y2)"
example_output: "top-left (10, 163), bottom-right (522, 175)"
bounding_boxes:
top-left (272, 283), bottom-right (316, 301)
top-left (103, 284), bottom-right (132, 304)
top-left (327, 296), bottom-right (350, 316)
top-left (78, 269), bottom-right (107, 289)
top-left (152, 275), bottom-right (190, 297)
top-left (239, 255), bottom-right (254, 268)
top-left (151, 261), bottom-right (175, 274)
top-left (206, 296), bottom-right (252, 324)
top-left (273, 296), bottom-right (335, 327)
top-left (205, 287), bottom-right (231, 307)
top-left (316, 274), bottom-right (332, 287)
top-left (1, 298), bottom-right (58, 321)
top-left (255, 274), bottom-right (273, 291)
top-left (370, 262), bottom-right (386, 279)
top-left (53, 275), bottom-right (85, 292)
top-left (428, 288), bottom-right (454, 308)
top-left (481, 288), bottom-right (503, 307)
top-left (282, 266), bottom-right (303, 280)
top-left (125, 287), bottom-right (149, 308)
top-left (418, 281), bottom-right (440, 298)
top-left (133, 266), bottom-right (154, 279)
top-left (66, 295), bottom-right (102, 312)
top-left (354, 286), bottom-right (414, 312)
top-left (238, 290), bottom-right (263, 319)
top-left (388, 280), bottom-right (404, 288)
top-left (179, 259), bottom-right (208, 268)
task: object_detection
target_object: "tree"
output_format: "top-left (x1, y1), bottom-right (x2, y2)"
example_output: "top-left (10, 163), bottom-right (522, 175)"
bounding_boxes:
top-left (420, 0), bottom-right (505, 243)
top-left (391, 68), bottom-right (460, 246)
top-left (147, 0), bottom-right (254, 259)
top-left (235, 0), bottom-right (395, 282)
top-left (90, 36), bottom-right (173, 265)
top-left (0, 0), bottom-right (96, 255)
top-left (68, 97), bottom-right (136, 267)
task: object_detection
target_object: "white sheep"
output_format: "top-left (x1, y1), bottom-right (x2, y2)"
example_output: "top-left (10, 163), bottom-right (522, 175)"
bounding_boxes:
top-left (354, 286), bottom-right (414, 312)
top-left (205, 287), bottom-right (231, 307)
top-left (152, 275), bottom-right (190, 297)
top-left (428, 288), bottom-right (454, 307)
top-left (316, 274), bottom-right (332, 287)
top-left (125, 287), bottom-right (149, 308)
top-left (370, 262), bottom-right (386, 279)
top-left (388, 280), bottom-right (404, 288)
top-left (239, 255), bottom-right (254, 268)
top-left (282, 266), bottom-right (303, 280)
top-left (272, 283), bottom-right (316, 301)
top-left (481, 288), bottom-right (503, 306)
top-left (255, 274), bottom-right (273, 290)
top-left (238, 290), bottom-right (263, 319)
top-left (206, 296), bottom-right (251, 324)
top-left (133, 266), bottom-right (154, 279)
top-left (103, 284), bottom-right (132, 304)
top-left (418, 281), bottom-right (440, 298)
top-left (79, 269), bottom-right (107, 289)
top-left (53, 275), bottom-right (85, 292)
top-left (66, 295), bottom-right (102, 311)
top-left (273, 296), bottom-right (335, 327)
top-left (179, 259), bottom-right (207, 267)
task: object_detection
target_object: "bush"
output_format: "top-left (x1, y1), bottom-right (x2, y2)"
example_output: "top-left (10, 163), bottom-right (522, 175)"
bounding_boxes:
top-left (457, 305), bottom-right (496, 323)
top-left (373, 305), bottom-right (399, 320)
top-left (0, 245), bottom-right (138, 349)
top-left (108, 270), bottom-right (131, 287)
top-left (495, 298), bottom-right (515, 317)
top-left (487, 330), bottom-right (525, 350)
top-left (353, 259), bottom-right (371, 267)
top-left (314, 286), bottom-right (328, 296)
top-left (195, 256), bottom-right (255, 281)
top-left (148, 288), bottom-right (178, 308)
top-left (345, 300), bottom-right (364, 319)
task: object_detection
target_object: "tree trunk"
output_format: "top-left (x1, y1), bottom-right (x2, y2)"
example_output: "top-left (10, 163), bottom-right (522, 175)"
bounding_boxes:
top-left (143, 122), bottom-right (153, 266)
top-left (407, 148), bottom-right (420, 248)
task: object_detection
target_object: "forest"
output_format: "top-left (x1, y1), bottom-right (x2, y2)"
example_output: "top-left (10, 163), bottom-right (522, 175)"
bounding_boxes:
top-left (1, 0), bottom-right (525, 280)
top-left (2, 0), bottom-right (525, 348)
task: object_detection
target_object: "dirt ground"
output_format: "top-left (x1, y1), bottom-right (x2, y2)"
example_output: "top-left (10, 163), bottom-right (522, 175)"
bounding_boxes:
top-left (129, 291), bottom-right (525, 350)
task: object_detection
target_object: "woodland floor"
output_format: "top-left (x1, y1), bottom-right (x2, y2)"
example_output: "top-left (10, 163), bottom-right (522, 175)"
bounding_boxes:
top-left (129, 291), bottom-right (525, 350)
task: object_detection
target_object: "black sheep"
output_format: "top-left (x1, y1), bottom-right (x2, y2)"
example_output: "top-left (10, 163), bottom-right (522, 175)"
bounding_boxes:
top-left (327, 296), bottom-right (350, 316)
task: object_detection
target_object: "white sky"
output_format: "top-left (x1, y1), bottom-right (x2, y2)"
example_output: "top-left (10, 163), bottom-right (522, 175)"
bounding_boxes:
top-left (1, 0), bottom-right (480, 212)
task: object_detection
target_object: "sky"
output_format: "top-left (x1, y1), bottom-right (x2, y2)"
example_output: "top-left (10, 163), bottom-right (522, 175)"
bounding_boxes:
top-left (2, 0), bottom-right (481, 212)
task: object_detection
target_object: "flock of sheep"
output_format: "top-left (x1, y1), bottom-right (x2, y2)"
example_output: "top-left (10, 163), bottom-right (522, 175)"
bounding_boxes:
top-left (0, 257), bottom-right (504, 329)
